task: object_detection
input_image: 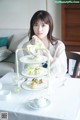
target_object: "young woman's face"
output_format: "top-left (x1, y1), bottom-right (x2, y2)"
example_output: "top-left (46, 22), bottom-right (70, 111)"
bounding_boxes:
top-left (33, 20), bottom-right (49, 39)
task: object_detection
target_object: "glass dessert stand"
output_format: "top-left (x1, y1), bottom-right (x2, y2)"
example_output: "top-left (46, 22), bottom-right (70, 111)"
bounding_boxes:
top-left (15, 47), bottom-right (51, 109)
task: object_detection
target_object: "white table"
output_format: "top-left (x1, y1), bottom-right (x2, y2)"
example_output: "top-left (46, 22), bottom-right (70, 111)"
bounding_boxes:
top-left (0, 72), bottom-right (80, 120)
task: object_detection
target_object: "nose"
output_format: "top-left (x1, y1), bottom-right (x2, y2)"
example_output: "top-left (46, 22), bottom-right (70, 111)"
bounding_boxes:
top-left (38, 25), bottom-right (42, 32)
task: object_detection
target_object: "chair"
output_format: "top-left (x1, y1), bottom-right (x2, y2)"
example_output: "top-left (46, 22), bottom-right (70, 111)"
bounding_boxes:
top-left (66, 51), bottom-right (80, 78)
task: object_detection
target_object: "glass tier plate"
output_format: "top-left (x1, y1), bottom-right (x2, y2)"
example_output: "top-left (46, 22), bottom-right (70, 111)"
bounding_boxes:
top-left (19, 55), bottom-right (48, 64)
top-left (21, 77), bottom-right (48, 91)
top-left (21, 67), bottom-right (47, 78)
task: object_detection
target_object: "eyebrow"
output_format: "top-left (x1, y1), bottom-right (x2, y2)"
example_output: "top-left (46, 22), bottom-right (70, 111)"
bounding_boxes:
top-left (34, 21), bottom-right (46, 25)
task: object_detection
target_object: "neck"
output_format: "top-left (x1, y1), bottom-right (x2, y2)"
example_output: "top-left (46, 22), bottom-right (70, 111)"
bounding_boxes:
top-left (41, 38), bottom-right (50, 49)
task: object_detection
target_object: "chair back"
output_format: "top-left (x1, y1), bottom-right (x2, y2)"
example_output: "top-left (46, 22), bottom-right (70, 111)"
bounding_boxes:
top-left (66, 52), bottom-right (80, 78)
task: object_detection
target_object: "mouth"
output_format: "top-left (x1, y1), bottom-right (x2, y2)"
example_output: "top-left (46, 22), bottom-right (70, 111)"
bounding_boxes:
top-left (37, 33), bottom-right (43, 36)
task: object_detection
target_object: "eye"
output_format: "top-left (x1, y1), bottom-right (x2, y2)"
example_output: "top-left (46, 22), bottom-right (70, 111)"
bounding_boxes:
top-left (42, 24), bottom-right (45, 27)
top-left (33, 23), bottom-right (38, 26)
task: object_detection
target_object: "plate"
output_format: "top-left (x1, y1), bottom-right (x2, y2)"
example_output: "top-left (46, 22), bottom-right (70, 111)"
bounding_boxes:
top-left (0, 90), bottom-right (11, 100)
top-left (19, 55), bottom-right (48, 64)
top-left (21, 67), bottom-right (47, 78)
top-left (27, 98), bottom-right (51, 110)
top-left (21, 78), bottom-right (48, 91)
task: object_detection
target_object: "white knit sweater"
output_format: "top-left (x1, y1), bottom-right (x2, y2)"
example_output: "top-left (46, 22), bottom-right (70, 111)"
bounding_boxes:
top-left (49, 40), bottom-right (67, 77)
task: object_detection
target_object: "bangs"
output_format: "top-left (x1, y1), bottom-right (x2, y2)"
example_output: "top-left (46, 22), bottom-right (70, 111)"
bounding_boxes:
top-left (32, 13), bottom-right (49, 25)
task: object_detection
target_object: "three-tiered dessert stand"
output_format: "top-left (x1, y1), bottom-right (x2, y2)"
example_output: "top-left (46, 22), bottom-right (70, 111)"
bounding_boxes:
top-left (15, 46), bottom-right (51, 109)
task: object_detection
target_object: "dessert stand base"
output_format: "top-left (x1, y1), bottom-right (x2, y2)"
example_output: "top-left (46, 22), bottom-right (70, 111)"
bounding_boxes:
top-left (12, 85), bottom-right (21, 93)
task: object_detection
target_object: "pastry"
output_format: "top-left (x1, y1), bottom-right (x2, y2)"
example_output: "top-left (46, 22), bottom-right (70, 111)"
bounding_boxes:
top-left (30, 81), bottom-right (37, 89)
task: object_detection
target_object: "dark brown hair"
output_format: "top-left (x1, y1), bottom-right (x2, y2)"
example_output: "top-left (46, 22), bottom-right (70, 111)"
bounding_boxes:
top-left (29, 10), bottom-right (58, 45)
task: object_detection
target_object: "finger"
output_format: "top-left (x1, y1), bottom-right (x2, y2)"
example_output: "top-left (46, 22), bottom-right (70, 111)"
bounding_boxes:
top-left (32, 35), bottom-right (38, 44)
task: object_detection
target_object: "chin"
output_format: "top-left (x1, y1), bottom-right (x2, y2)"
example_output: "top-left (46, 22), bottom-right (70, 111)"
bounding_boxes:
top-left (37, 36), bottom-right (44, 39)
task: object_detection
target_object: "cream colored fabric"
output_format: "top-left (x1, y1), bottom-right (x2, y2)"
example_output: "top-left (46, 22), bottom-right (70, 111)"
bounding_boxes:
top-left (49, 40), bottom-right (67, 77)
top-left (9, 33), bottom-right (27, 52)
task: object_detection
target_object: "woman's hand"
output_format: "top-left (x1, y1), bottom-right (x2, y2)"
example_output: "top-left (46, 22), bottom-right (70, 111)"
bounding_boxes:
top-left (32, 35), bottom-right (46, 49)
top-left (32, 35), bottom-right (53, 62)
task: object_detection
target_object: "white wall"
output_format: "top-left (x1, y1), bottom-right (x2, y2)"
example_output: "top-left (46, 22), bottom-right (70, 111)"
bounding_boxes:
top-left (47, 0), bottom-right (61, 39)
top-left (0, 0), bottom-right (46, 29)
top-left (0, 0), bottom-right (61, 39)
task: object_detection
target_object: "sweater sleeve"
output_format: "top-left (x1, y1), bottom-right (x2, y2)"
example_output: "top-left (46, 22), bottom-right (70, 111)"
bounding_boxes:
top-left (50, 41), bottom-right (67, 77)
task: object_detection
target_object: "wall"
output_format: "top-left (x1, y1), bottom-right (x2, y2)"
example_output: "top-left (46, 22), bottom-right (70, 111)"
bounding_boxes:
top-left (47, 0), bottom-right (61, 39)
top-left (0, 0), bottom-right (46, 29)
top-left (0, 0), bottom-right (61, 39)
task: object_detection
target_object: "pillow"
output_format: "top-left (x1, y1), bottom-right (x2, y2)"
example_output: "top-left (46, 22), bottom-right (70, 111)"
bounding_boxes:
top-left (3, 53), bottom-right (15, 63)
top-left (0, 37), bottom-right (8, 47)
top-left (7, 35), bottom-right (14, 48)
top-left (0, 46), bottom-right (12, 62)
top-left (9, 33), bottom-right (27, 52)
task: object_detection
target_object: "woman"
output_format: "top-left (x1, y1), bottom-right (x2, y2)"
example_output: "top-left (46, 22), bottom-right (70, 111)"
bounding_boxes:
top-left (18, 10), bottom-right (67, 77)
